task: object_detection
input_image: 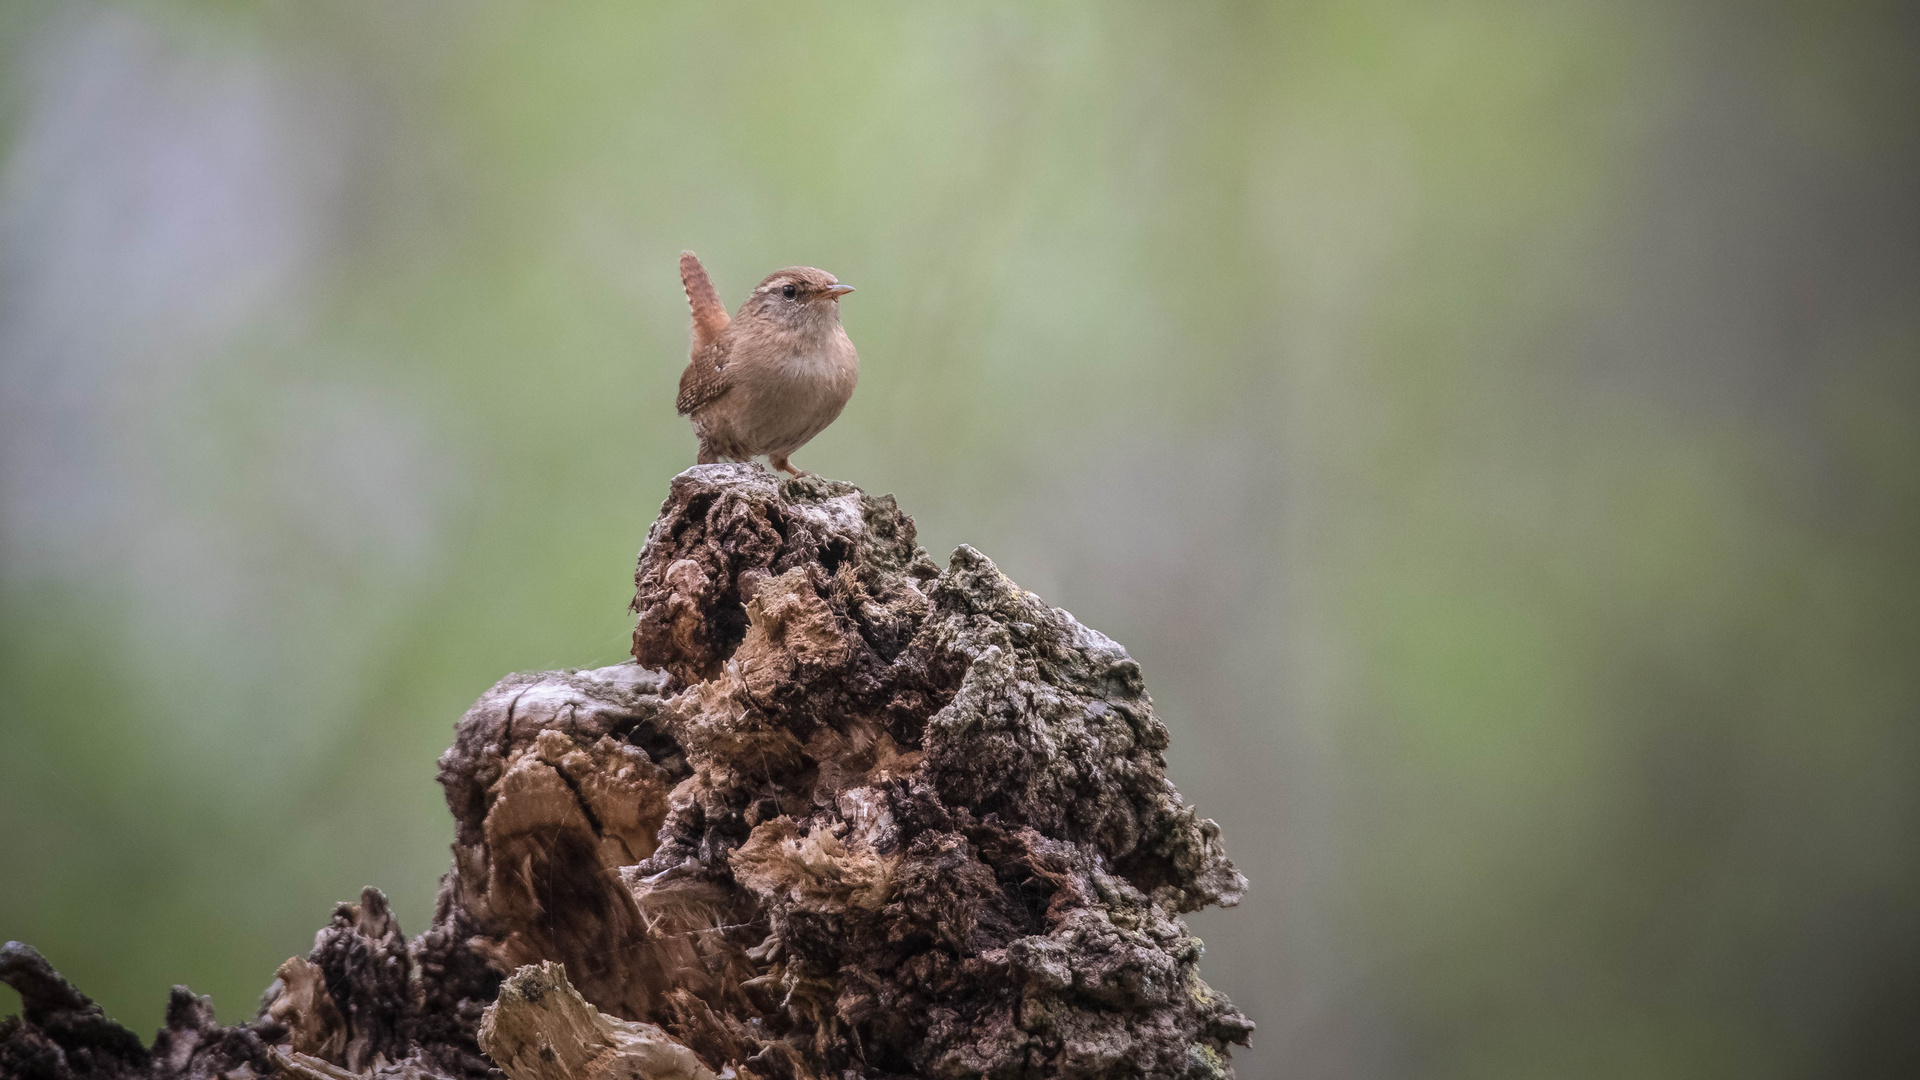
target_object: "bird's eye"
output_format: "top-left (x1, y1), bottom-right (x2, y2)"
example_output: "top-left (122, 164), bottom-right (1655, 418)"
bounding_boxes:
top-left (781, 283), bottom-right (797, 299)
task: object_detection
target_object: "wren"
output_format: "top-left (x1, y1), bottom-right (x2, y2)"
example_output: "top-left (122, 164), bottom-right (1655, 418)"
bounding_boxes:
top-left (675, 251), bottom-right (858, 478)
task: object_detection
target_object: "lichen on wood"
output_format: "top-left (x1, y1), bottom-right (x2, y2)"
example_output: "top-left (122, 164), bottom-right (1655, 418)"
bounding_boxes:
top-left (3, 464), bottom-right (1250, 1080)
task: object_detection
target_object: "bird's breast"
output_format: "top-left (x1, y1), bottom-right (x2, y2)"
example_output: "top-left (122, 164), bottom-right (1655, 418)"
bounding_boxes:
top-left (760, 326), bottom-right (857, 391)
top-left (778, 345), bottom-right (855, 382)
top-left (727, 331), bottom-right (857, 453)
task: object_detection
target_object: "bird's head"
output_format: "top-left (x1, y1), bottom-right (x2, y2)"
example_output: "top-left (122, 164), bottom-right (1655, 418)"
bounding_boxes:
top-left (738, 266), bottom-right (854, 330)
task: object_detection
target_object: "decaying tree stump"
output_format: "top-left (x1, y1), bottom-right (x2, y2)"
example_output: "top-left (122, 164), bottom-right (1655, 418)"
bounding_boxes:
top-left (3, 465), bottom-right (1252, 1079)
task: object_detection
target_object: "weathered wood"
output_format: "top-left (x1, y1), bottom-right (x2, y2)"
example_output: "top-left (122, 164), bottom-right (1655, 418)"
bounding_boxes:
top-left (476, 963), bottom-right (713, 1080)
top-left (3, 466), bottom-right (1250, 1080)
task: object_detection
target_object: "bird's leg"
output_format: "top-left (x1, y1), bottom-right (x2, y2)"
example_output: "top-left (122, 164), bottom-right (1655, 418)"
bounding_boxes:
top-left (769, 454), bottom-right (806, 478)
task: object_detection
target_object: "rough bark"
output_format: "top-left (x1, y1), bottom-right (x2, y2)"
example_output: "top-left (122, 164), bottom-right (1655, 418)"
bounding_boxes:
top-left (3, 465), bottom-right (1251, 1080)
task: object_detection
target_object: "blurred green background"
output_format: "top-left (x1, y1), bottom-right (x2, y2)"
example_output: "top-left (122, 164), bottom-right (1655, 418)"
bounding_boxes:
top-left (3, 2), bottom-right (1917, 1076)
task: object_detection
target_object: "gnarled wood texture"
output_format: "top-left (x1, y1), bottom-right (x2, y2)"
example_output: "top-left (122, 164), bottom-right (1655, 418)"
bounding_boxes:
top-left (3, 465), bottom-right (1250, 1080)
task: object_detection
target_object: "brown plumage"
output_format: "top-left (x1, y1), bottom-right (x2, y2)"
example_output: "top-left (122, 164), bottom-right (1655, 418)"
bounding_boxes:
top-left (675, 252), bottom-right (858, 477)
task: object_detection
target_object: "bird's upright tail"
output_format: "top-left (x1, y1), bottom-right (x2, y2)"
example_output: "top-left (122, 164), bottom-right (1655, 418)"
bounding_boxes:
top-left (680, 251), bottom-right (730, 351)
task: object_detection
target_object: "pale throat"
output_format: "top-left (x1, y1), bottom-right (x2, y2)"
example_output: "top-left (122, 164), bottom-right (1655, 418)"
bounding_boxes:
top-left (780, 317), bottom-right (845, 370)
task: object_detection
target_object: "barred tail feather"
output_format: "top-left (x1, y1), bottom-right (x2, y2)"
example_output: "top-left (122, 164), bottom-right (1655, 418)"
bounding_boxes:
top-left (680, 251), bottom-right (730, 350)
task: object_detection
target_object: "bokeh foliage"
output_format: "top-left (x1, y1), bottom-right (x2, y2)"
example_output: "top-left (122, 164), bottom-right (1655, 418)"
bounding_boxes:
top-left (2, 2), bottom-right (1916, 1077)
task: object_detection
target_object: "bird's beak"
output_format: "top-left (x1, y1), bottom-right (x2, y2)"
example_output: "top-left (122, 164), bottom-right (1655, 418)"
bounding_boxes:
top-left (825, 284), bottom-right (855, 299)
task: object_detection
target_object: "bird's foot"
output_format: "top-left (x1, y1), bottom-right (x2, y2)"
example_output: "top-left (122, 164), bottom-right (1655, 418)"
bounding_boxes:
top-left (770, 456), bottom-right (807, 479)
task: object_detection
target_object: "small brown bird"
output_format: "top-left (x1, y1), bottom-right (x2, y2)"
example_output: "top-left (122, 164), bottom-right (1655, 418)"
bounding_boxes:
top-left (675, 251), bottom-right (858, 477)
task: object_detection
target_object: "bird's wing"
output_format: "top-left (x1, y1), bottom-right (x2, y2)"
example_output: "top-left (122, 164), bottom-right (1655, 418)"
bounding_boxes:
top-left (676, 340), bottom-right (733, 416)
top-left (681, 251), bottom-right (730, 352)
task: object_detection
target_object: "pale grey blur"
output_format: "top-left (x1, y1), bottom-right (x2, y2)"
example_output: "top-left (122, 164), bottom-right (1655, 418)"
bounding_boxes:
top-left (3, 3), bottom-right (1917, 1077)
